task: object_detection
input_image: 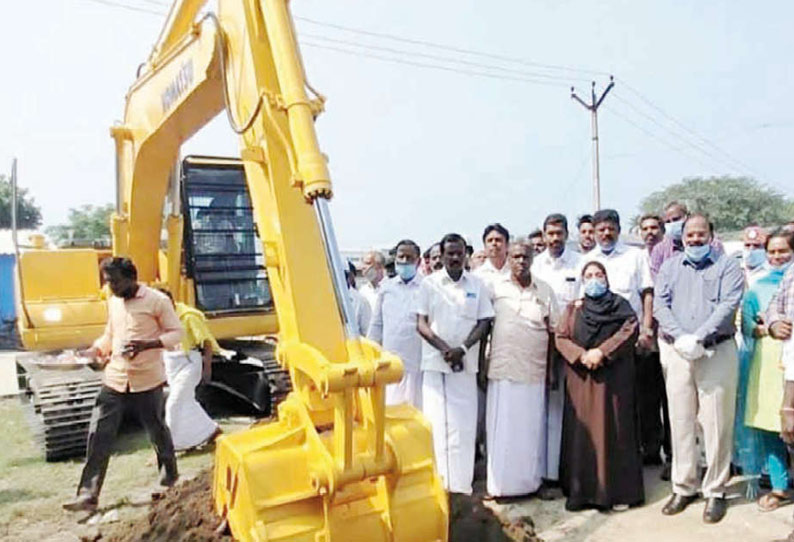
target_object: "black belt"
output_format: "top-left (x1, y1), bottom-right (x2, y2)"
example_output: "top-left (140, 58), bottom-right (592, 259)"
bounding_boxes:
top-left (660, 334), bottom-right (732, 348)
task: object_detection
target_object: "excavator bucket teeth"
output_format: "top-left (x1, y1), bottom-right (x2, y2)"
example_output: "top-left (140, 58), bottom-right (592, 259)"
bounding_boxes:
top-left (213, 397), bottom-right (448, 542)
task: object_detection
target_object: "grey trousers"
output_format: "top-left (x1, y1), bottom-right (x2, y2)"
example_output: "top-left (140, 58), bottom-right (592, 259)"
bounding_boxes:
top-left (76, 385), bottom-right (177, 499)
top-left (659, 340), bottom-right (738, 498)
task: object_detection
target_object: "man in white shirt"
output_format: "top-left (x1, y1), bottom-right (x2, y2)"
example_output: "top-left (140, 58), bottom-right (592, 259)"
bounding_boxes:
top-left (531, 213), bottom-right (581, 496)
top-left (359, 250), bottom-right (386, 310)
top-left (369, 239), bottom-right (424, 408)
top-left (576, 214), bottom-right (596, 255)
top-left (345, 261), bottom-right (371, 336)
top-left (486, 240), bottom-right (559, 498)
top-left (585, 209), bottom-right (655, 345)
top-left (473, 223), bottom-right (511, 458)
top-left (475, 223), bottom-right (511, 288)
top-left (417, 233), bottom-right (494, 495)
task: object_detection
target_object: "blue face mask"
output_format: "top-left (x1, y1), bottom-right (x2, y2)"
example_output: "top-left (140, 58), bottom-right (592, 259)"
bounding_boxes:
top-left (684, 244), bottom-right (710, 263)
top-left (395, 262), bottom-right (417, 282)
top-left (667, 220), bottom-right (684, 242)
top-left (743, 248), bottom-right (766, 270)
top-left (584, 278), bottom-right (608, 298)
top-left (770, 259), bottom-right (793, 274)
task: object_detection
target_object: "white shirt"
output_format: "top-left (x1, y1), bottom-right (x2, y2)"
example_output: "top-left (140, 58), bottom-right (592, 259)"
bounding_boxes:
top-left (348, 287), bottom-right (371, 336)
top-left (489, 275), bottom-right (559, 384)
top-left (584, 242), bottom-right (653, 320)
top-left (416, 269), bottom-right (495, 373)
top-left (359, 281), bottom-right (379, 312)
top-left (368, 274), bottom-right (423, 372)
top-left (474, 258), bottom-right (511, 291)
top-left (531, 248), bottom-right (582, 309)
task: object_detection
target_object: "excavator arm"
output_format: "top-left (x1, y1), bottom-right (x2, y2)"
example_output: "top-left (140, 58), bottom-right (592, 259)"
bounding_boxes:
top-left (114, 2), bottom-right (449, 541)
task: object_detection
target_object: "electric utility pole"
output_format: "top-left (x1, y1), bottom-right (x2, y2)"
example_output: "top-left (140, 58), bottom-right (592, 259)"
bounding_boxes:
top-left (571, 76), bottom-right (614, 211)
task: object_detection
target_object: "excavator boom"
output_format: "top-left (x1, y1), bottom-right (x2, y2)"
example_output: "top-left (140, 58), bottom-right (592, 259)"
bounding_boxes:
top-left (137, 1), bottom-right (447, 541)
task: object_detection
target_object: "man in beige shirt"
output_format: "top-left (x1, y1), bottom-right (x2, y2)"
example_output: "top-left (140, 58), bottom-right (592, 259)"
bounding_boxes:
top-left (63, 257), bottom-right (183, 512)
top-left (484, 240), bottom-right (559, 498)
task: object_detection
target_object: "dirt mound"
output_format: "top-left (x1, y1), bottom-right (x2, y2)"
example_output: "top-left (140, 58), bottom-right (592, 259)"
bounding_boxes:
top-left (99, 468), bottom-right (538, 542)
top-left (99, 471), bottom-right (230, 542)
top-left (450, 492), bottom-right (540, 542)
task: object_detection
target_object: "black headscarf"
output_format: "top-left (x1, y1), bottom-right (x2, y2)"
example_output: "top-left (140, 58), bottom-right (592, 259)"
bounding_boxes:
top-left (573, 261), bottom-right (636, 349)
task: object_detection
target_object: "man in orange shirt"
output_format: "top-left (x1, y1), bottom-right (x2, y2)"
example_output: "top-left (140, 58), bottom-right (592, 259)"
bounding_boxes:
top-left (63, 258), bottom-right (183, 512)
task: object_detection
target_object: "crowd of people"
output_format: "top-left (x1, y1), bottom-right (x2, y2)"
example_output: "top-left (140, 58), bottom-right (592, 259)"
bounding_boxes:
top-left (58, 202), bottom-right (794, 535)
top-left (355, 201), bottom-right (794, 528)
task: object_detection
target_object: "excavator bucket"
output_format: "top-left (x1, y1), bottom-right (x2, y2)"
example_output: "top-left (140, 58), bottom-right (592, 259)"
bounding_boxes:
top-left (214, 342), bottom-right (448, 542)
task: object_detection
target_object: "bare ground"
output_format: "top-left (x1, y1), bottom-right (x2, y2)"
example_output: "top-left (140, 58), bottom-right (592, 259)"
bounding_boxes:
top-left (1, 396), bottom-right (793, 542)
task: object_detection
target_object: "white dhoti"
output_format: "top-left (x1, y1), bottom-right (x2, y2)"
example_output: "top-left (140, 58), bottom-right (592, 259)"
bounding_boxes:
top-left (545, 380), bottom-right (564, 480)
top-left (386, 368), bottom-right (423, 409)
top-left (422, 371), bottom-right (478, 494)
top-left (164, 350), bottom-right (218, 451)
top-left (486, 379), bottom-right (546, 496)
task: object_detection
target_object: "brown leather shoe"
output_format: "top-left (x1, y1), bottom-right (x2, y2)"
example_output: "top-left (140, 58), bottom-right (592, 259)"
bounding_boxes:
top-left (703, 497), bottom-right (727, 524)
top-left (661, 493), bottom-right (697, 515)
top-left (62, 493), bottom-right (97, 512)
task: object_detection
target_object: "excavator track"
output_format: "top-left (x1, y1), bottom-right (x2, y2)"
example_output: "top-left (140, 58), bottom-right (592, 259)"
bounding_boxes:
top-left (16, 355), bottom-right (102, 462)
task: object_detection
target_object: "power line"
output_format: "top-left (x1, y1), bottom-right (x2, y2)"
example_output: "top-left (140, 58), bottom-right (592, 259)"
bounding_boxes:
top-left (603, 104), bottom-right (717, 172)
top-left (71, 0), bottom-right (778, 186)
top-left (300, 41), bottom-right (570, 88)
top-left (611, 92), bottom-right (757, 176)
top-left (81, 0), bottom-right (166, 16)
top-left (300, 33), bottom-right (592, 84)
top-left (615, 77), bottom-right (760, 173)
top-left (295, 15), bottom-right (609, 78)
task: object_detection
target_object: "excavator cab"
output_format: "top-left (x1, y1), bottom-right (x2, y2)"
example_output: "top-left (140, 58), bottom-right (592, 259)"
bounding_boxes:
top-left (180, 155), bottom-right (273, 315)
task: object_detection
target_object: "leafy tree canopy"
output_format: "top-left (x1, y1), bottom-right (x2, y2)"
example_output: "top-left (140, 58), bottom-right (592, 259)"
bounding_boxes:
top-left (0, 174), bottom-right (42, 229)
top-left (638, 176), bottom-right (794, 232)
top-left (46, 204), bottom-right (114, 246)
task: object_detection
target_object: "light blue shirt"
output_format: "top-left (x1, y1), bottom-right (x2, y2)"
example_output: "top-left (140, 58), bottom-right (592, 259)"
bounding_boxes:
top-left (654, 250), bottom-right (744, 343)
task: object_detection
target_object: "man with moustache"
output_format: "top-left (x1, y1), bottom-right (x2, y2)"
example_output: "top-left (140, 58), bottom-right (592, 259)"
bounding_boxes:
top-left (369, 239), bottom-right (424, 408)
top-left (63, 258), bottom-right (183, 512)
top-left (587, 210), bottom-right (655, 352)
top-left (475, 223), bottom-right (511, 288)
top-left (650, 201), bottom-right (723, 277)
top-left (640, 214), bottom-right (665, 255)
top-left (654, 214), bottom-right (743, 523)
top-left (638, 214), bottom-right (673, 473)
top-left (531, 213), bottom-right (582, 497)
top-left (417, 233), bottom-right (494, 495)
top-left (485, 240), bottom-right (559, 498)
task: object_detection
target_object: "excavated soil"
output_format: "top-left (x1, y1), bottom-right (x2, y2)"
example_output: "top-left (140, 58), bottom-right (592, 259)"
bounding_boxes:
top-left (98, 472), bottom-right (231, 542)
top-left (99, 468), bottom-right (538, 542)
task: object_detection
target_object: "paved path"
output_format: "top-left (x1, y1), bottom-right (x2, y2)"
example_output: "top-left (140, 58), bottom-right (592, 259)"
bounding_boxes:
top-left (488, 466), bottom-right (793, 542)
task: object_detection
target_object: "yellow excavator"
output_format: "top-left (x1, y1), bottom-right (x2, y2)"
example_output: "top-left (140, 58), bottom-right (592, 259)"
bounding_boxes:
top-left (19, 0), bottom-right (448, 540)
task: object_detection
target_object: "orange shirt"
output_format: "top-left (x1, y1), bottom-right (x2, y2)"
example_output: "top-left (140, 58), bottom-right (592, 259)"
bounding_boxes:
top-left (93, 285), bottom-right (184, 392)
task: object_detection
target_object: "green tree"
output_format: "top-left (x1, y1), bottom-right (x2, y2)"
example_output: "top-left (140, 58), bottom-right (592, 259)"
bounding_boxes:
top-left (46, 204), bottom-right (114, 246)
top-left (0, 174), bottom-right (42, 229)
top-left (638, 176), bottom-right (794, 232)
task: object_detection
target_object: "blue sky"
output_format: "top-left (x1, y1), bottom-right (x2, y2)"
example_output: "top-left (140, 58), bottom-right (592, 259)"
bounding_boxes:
top-left (1, 0), bottom-right (791, 251)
